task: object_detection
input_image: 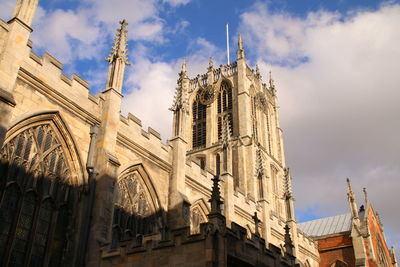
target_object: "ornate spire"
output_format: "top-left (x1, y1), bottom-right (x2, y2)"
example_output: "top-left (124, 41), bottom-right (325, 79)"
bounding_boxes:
top-left (284, 224), bottom-right (294, 255)
top-left (105, 20), bottom-right (130, 93)
top-left (170, 57), bottom-right (189, 113)
top-left (221, 115), bottom-right (232, 148)
top-left (209, 175), bottom-right (223, 214)
top-left (106, 20), bottom-right (130, 65)
top-left (181, 56), bottom-right (187, 77)
top-left (12, 0), bottom-right (39, 27)
top-left (283, 168), bottom-right (293, 200)
top-left (237, 34), bottom-right (245, 60)
top-left (269, 71), bottom-right (276, 92)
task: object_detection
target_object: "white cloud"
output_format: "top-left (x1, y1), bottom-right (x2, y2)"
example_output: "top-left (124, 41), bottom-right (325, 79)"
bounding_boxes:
top-left (240, 2), bottom-right (400, 251)
top-left (162, 0), bottom-right (191, 7)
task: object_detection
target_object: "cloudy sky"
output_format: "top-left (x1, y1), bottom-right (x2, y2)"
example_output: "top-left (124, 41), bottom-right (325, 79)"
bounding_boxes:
top-left (1, 0), bottom-right (399, 256)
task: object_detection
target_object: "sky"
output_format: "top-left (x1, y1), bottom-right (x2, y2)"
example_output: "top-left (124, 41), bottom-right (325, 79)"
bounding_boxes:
top-left (1, 0), bottom-right (399, 257)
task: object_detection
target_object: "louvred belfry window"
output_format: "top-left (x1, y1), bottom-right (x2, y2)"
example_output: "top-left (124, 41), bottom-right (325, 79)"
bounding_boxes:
top-left (192, 97), bottom-right (207, 148)
top-left (0, 123), bottom-right (73, 267)
top-left (217, 82), bottom-right (233, 139)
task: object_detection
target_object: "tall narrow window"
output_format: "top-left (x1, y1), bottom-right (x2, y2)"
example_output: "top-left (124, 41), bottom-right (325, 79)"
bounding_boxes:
top-left (217, 82), bottom-right (233, 139)
top-left (192, 97), bottom-right (207, 148)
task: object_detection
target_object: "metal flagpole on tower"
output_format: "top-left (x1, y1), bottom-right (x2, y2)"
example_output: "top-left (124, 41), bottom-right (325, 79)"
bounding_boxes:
top-left (226, 23), bottom-right (230, 65)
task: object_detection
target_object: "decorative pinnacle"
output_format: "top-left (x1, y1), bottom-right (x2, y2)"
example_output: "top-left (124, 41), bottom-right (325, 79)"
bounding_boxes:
top-left (182, 57), bottom-right (187, 73)
top-left (269, 71), bottom-right (275, 89)
top-left (209, 175), bottom-right (223, 214)
top-left (209, 56), bottom-right (214, 70)
top-left (284, 224), bottom-right (294, 255)
top-left (238, 34), bottom-right (243, 50)
top-left (106, 20), bottom-right (130, 65)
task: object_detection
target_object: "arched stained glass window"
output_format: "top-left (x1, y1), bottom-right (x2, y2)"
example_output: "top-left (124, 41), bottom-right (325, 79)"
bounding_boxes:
top-left (217, 82), bottom-right (233, 139)
top-left (192, 97), bottom-right (207, 148)
top-left (0, 120), bottom-right (76, 266)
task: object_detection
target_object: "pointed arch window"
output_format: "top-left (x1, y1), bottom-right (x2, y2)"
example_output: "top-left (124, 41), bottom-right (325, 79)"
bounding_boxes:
top-left (217, 81), bottom-right (233, 139)
top-left (192, 97), bottom-right (207, 148)
top-left (0, 121), bottom-right (76, 266)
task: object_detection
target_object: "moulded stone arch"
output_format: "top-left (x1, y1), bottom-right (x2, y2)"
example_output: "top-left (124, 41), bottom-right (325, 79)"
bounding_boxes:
top-left (190, 198), bottom-right (209, 234)
top-left (2, 110), bottom-right (85, 186)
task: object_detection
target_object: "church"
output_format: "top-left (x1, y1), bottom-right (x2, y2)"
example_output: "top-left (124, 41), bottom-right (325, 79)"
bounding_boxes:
top-left (0, 0), bottom-right (397, 266)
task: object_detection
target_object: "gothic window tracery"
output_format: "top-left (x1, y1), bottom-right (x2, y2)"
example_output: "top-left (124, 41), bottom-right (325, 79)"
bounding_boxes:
top-left (0, 121), bottom-right (75, 266)
top-left (217, 82), bottom-right (233, 139)
top-left (112, 170), bottom-right (161, 244)
top-left (192, 95), bottom-right (207, 148)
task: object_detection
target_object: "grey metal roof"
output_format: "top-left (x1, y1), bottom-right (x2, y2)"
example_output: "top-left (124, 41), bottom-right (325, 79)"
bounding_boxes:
top-left (298, 213), bottom-right (352, 237)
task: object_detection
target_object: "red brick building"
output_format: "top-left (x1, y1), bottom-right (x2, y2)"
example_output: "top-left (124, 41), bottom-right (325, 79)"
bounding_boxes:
top-left (298, 180), bottom-right (398, 267)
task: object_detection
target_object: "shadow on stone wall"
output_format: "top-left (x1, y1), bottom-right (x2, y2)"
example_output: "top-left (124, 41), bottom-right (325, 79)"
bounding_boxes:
top-left (0, 159), bottom-right (89, 267)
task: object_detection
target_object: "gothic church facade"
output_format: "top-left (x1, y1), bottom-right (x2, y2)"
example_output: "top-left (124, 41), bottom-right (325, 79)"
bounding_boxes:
top-left (0, 1), bottom-right (393, 267)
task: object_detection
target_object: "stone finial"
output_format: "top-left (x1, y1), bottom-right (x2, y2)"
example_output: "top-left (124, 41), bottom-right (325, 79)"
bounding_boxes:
top-left (284, 224), bottom-right (294, 255)
top-left (269, 71), bottom-right (275, 91)
top-left (237, 34), bottom-right (245, 59)
top-left (106, 20), bottom-right (130, 65)
top-left (209, 175), bottom-right (223, 214)
top-left (208, 56), bottom-right (214, 71)
top-left (182, 56), bottom-right (187, 73)
top-left (171, 57), bottom-right (189, 113)
top-left (252, 212), bottom-right (260, 236)
top-left (283, 168), bottom-right (293, 200)
top-left (221, 115), bottom-right (232, 148)
top-left (12, 0), bottom-right (39, 27)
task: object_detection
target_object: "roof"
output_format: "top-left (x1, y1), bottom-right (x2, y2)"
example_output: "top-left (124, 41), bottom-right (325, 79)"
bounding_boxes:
top-left (298, 213), bottom-right (352, 237)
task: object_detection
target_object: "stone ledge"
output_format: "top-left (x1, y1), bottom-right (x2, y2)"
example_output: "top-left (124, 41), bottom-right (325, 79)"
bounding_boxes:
top-left (0, 87), bottom-right (16, 107)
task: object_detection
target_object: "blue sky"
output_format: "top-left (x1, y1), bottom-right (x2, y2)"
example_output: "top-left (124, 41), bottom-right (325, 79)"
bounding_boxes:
top-left (1, 0), bottom-right (400, 257)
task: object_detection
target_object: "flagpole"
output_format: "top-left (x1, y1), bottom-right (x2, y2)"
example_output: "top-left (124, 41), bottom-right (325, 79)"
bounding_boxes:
top-left (226, 23), bottom-right (230, 65)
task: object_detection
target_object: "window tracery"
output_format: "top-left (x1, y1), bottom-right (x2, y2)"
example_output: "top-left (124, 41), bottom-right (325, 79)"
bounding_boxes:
top-left (192, 95), bottom-right (207, 148)
top-left (217, 82), bottom-right (233, 139)
top-left (190, 204), bottom-right (207, 235)
top-left (0, 121), bottom-right (74, 266)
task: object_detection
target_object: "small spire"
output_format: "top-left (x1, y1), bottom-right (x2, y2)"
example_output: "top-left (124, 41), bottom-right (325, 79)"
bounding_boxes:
top-left (237, 34), bottom-right (245, 60)
top-left (179, 57), bottom-right (188, 79)
top-left (209, 175), bottom-right (223, 214)
top-left (106, 20), bottom-right (130, 65)
top-left (209, 56), bottom-right (214, 70)
top-left (284, 224), bottom-right (294, 256)
top-left (269, 71), bottom-right (275, 89)
top-left (238, 34), bottom-right (243, 50)
top-left (252, 212), bottom-right (260, 236)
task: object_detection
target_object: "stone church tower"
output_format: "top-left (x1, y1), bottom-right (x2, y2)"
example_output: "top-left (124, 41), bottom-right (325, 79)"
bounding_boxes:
top-left (0, 0), bottom-right (326, 266)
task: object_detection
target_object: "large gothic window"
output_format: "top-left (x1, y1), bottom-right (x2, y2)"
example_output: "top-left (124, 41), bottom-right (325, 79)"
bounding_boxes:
top-left (192, 97), bottom-right (207, 148)
top-left (217, 82), bottom-right (233, 139)
top-left (112, 168), bottom-right (162, 246)
top-left (0, 121), bottom-right (75, 266)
